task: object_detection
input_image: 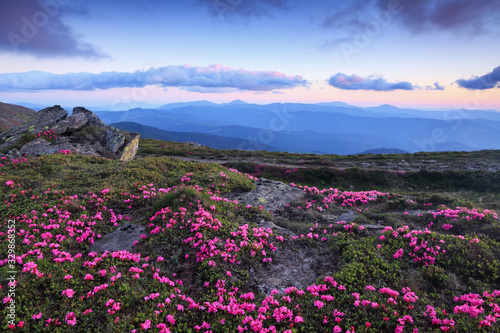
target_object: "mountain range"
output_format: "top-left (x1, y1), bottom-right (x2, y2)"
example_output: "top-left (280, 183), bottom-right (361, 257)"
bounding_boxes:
top-left (97, 101), bottom-right (500, 155)
top-left (7, 100), bottom-right (500, 155)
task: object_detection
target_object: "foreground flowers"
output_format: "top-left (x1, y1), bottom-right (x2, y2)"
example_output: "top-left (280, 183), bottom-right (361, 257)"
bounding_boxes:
top-left (0, 155), bottom-right (499, 332)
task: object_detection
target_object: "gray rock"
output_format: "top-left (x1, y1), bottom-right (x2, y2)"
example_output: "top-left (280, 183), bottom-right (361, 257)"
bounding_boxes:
top-left (72, 107), bottom-right (105, 127)
top-left (361, 224), bottom-right (387, 230)
top-left (18, 138), bottom-right (52, 157)
top-left (7, 148), bottom-right (20, 159)
top-left (66, 112), bottom-right (88, 132)
top-left (1, 105), bottom-right (139, 161)
top-left (106, 129), bottom-right (125, 153)
top-left (335, 211), bottom-right (357, 223)
top-left (258, 220), bottom-right (296, 237)
top-left (89, 223), bottom-right (147, 253)
top-left (225, 178), bottom-right (304, 214)
top-left (0, 105), bottom-right (68, 150)
top-left (52, 119), bottom-right (70, 135)
top-left (53, 111), bottom-right (89, 135)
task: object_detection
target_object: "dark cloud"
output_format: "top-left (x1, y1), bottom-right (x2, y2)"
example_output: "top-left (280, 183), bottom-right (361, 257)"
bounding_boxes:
top-left (0, 64), bottom-right (309, 92)
top-left (196, 0), bottom-right (289, 19)
top-left (387, 0), bottom-right (500, 34)
top-left (328, 73), bottom-right (414, 91)
top-left (455, 66), bottom-right (500, 90)
top-left (322, 0), bottom-right (500, 40)
top-left (0, 0), bottom-right (107, 58)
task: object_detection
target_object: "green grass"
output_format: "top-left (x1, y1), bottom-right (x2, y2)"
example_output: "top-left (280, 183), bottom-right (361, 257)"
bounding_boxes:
top-left (138, 137), bottom-right (500, 164)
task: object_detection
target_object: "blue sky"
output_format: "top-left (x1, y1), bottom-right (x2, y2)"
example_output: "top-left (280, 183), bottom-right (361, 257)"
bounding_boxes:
top-left (0, 0), bottom-right (499, 110)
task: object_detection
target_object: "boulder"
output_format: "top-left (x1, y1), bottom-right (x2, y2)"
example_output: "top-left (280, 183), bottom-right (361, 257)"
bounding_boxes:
top-left (72, 107), bottom-right (105, 127)
top-left (106, 129), bottom-right (125, 153)
top-left (53, 113), bottom-right (89, 135)
top-left (0, 105), bottom-right (139, 161)
top-left (18, 138), bottom-right (52, 157)
top-left (66, 112), bottom-right (88, 132)
top-left (119, 133), bottom-right (140, 162)
top-left (7, 148), bottom-right (20, 159)
top-left (52, 119), bottom-right (70, 135)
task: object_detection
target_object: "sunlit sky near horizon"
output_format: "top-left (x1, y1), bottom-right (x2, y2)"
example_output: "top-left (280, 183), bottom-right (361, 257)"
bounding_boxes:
top-left (1, 0), bottom-right (500, 110)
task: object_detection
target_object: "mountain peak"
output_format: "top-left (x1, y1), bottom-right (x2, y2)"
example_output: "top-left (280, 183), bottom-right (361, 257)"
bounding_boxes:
top-left (227, 99), bottom-right (248, 105)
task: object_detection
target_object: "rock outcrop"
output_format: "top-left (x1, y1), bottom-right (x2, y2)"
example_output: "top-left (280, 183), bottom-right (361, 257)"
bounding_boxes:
top-left (0, 105), bottom-right (139, 161)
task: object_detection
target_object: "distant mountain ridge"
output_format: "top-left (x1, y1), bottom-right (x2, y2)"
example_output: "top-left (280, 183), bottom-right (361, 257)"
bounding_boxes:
top-left (7, 100), bottom-right (500, 155)
top-left (95, 102), bottom-right (500, 155)
top-left (110, 122), bottom-right (281, 152)
top-left (360, 148), bottom-right (408, 155)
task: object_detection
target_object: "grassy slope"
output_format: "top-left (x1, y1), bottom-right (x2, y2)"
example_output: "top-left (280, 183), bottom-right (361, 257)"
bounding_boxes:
top-left (1, 142), bottom-right (499, 332)
top-left (139, 137), bottom-right (500, 164)
top-left (0, 103), bottom-right (36, 131)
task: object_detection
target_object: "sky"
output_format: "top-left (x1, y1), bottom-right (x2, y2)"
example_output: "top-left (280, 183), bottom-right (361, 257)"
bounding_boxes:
top-left (0, 0), bottom-right (499, 111)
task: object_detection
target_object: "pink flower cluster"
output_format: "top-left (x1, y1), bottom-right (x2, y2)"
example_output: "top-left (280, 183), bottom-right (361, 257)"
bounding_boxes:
top-left (33, 128), bottom-right (57, 140)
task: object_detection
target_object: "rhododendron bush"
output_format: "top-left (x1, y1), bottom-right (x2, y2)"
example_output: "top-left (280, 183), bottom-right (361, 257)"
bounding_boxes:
top-left (1, 154), bottom-right (499, 332)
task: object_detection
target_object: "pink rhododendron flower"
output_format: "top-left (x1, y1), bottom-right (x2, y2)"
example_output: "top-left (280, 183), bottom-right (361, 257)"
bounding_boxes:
top-left (393, 248), bottom-right (404, 259)
top-left (314, 300), bottom-right (325, 309)
top-left (62, 289), bottom-right (75, 298)
top-left (141, 319), bottom-right (151, 329)
top-left (65, 312), bottom-right (76, 326)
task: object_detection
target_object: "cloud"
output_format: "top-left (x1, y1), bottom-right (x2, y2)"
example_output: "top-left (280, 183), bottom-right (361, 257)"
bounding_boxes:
top-left (321, 1), bottom-right (372, 31)
top-left (328, 73), bottom-right (414, 91)
top-left (0, 64), bottom-right (309, 92)
top-left (196, 0), bottom-right (289, 19)
top-left (321, 0), bottom-right (500, 41)
top-left (0, 0), bottom-right (107, 58)
top-left (426, 82), bottom-right (445, 91)
top-left (388, 0), bottom-right (500, 34)
top-left (455, 66), bottom-right (500, 90)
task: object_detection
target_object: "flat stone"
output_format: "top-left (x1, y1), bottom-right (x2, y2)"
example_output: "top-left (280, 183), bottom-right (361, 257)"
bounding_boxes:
top-left (258, 220), bottom-right (296, 236)
top-left (89, 223), bottom-right (147, 253)
top-left (224, 178), bottom-right (304, 213)
top-left (335, 211), bottom-right (357, 223)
